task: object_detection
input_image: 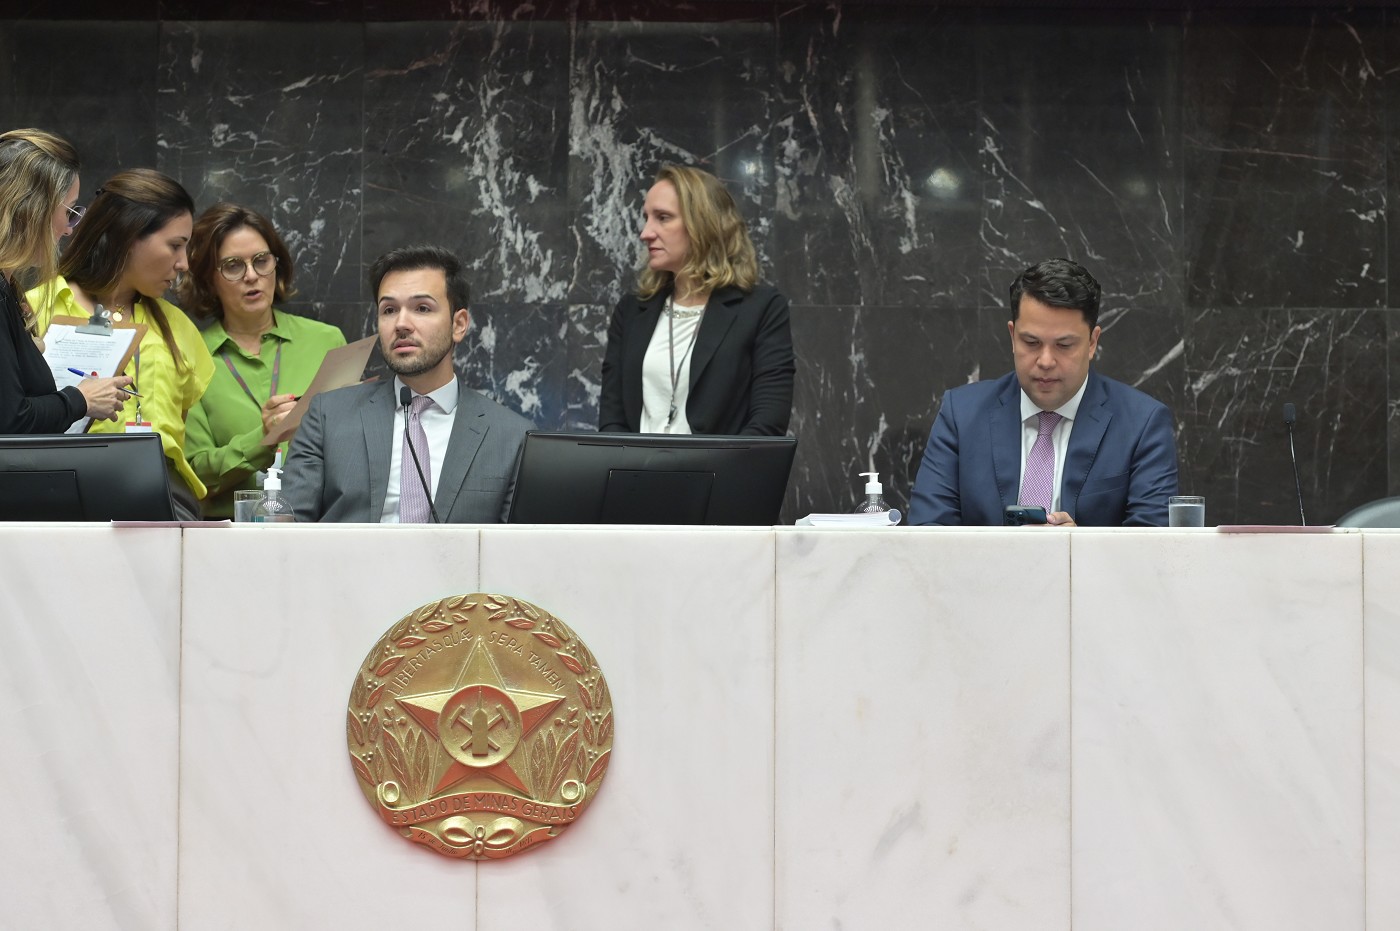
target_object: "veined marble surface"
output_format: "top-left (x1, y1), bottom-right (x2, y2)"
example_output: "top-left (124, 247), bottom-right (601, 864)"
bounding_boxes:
top-left (179, 525), bottom-right (484, 929)
top-left (1071, 530), bottom-right (1365, 930)
top-left (5, 525), bottom-right (1397, 929)
top-left (2, 7), bottom-right (1394, 526)
top-left (1364, 532), bottom-right (1400, 930)
top-left (774, 529), bottom-right (1072, 930)
top-left (0, 525), bottom-right (182, 930)
top-left (475, 526), bottom-right (778, 931)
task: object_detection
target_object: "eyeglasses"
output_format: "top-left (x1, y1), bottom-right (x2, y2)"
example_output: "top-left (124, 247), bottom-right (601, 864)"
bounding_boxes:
top-left (64, 203), bottom-right (86, 229)
top-left (217, 251), bottom-right (279, 281)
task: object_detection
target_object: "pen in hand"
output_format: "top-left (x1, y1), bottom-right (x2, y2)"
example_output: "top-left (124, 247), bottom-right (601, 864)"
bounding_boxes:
top-left (67, 367), bottom-right (142, 397)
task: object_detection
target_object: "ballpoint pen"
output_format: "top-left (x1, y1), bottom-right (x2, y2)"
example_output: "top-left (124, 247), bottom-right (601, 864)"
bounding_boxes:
top-left (67, 367), bottom-right (143, 397)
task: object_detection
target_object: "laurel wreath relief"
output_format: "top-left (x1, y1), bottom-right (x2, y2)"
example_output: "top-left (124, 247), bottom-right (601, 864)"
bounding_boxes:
top-left (347, 594), bottom-right (613, 812)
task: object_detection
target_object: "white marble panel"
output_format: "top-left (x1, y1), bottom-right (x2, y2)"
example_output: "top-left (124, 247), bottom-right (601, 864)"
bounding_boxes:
top-left (1364, 531), bottom-right (1400, 929)
top-left (1071, 531), bottom-right (1364, 930)
top-left (775, 528), bottom-right (1072, 931)
top-left (0, 524), bottom-right (182, 930)
top-left (474, 526), bottom-right (777, 931)
top-left (179, 525), bottom-right (483, 931)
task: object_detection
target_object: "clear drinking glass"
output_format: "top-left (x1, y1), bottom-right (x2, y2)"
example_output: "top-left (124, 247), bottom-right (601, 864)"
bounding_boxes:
top-left (1168, 495), bottom-right (1206, 527)
top-left (234, 490), bottom-right (262, 522)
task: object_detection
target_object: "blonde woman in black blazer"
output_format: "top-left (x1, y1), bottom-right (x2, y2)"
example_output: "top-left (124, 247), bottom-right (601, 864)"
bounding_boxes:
top-left (599, 164), bottom-right (794, 436)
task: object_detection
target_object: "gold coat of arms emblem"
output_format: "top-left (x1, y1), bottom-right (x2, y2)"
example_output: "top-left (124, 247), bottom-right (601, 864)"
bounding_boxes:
top-left (346, 594), bottom-right (613, 859)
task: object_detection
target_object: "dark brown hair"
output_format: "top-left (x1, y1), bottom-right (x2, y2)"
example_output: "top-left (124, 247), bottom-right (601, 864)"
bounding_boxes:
top-left (58, 169), bottom-right (195, 369)
top-left (180, 202), bottom-right (296, 320)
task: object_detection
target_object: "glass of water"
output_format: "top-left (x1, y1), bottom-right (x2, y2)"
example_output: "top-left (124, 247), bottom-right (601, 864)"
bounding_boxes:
top-left (1168, 495), bottom-right (1206, 527)
top-left (234, 490), bottom-right (262, 522)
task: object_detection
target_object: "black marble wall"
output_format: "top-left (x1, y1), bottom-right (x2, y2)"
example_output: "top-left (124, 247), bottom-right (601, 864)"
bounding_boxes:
top-left (1, 3), bottom-right (1393, 525)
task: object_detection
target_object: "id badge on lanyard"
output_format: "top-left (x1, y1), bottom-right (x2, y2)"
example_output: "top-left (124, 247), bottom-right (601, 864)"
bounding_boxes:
top-left (125, 342), bottom-right (152, 432)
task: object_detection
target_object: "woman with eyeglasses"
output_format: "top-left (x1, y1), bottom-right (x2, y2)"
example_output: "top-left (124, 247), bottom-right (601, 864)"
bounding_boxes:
top-left (27, 168), bottom-right (215, 519)
top-left (0, 128), bottom-right (132, 432)
top-left (179, 203), bottom-right (346, 518)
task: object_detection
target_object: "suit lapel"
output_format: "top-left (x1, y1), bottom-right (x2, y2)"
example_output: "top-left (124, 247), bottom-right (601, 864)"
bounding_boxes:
top-left (689, 287), bottom-right (740, 388)
top-left (990, 375), bottom-right (1022, 510)
top-left (1061, 371), bottom-right (1110, 516)
top-left (625, 295), bottom-right (665, 425)
top-left (435, 382), bottom-right (488, 519)
top-left (362, 381), bottom-right (397, 521)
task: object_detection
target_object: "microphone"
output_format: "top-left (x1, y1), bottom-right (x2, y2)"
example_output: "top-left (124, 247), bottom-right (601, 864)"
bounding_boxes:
top-left (399, 385), bottom-right (441, 524)
top-left (1282, 402), bottom-right (1306, 526)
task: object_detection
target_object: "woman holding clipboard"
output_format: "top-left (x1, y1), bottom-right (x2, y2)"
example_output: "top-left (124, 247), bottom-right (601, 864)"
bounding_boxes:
top-left (0, 128), bottom-right (131, 433)
top-left (27, 169), bottom-right (214, 519)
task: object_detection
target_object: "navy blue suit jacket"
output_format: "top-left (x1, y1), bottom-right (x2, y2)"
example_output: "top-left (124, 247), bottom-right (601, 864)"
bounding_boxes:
top-left (908, 370), bottom-right (1178, 526)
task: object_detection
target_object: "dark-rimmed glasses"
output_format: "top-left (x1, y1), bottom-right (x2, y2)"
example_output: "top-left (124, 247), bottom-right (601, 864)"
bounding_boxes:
top-left (218, 251), bottom-right (278, 281)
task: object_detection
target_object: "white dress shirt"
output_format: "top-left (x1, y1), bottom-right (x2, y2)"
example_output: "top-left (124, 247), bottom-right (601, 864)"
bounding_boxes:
top-left (382, 375), bottom-right (459, 523)
top-left (1016, 377), bottom-right (1089, 513)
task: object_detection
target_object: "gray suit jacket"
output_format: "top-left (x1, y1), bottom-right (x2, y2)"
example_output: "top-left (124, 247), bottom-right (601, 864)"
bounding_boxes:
top-left (282, 377), bottom-right (533, 523)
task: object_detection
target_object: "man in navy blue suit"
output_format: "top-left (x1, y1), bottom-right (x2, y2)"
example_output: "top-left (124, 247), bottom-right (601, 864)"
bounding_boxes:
top-left (909, 258), bottom-right (1178, 527)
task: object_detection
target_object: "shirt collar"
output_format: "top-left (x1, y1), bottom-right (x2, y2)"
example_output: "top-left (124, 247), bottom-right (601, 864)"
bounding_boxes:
top-left (1019, 373), bottom-right (1090, 425)
top-left (393, 374), bottom-right (459, 414)
top-left (208, 310), bottom-right (287, 356)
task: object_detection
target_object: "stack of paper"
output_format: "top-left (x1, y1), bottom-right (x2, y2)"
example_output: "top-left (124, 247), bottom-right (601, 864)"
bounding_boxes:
top-left (795, 510), bottom-right (902, 527)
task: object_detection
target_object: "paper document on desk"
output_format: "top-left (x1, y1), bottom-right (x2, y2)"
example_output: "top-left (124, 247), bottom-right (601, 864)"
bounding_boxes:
top-left (261, 336), bottom-right (377, 446)
top-left (796, 510), bottom-right (902, 527)
top-left (42, 319), bottom-right (145, 435)
top-left (1216, 525), bottom-right (1335, 533)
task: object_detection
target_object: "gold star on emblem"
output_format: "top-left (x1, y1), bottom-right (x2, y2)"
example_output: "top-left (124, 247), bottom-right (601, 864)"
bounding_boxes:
top-left (395, 638), bottom-right (563, 796)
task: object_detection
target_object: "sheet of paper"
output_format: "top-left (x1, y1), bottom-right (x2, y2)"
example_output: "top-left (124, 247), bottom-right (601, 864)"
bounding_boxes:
top-left (262, 335), bottom-right (377, 446)
top-left (42, 321), bottom-right (144, 435)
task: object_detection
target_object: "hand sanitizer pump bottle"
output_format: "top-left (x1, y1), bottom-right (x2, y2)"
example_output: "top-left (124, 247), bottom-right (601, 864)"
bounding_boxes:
top-left (251, 451), bottom-right (297, 523)
top-left (854, 471), bottom-right (890, 514)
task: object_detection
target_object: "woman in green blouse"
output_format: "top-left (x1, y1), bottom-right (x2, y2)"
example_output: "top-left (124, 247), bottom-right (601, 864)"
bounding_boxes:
top-left (181, 203), bottom-right (346, 518)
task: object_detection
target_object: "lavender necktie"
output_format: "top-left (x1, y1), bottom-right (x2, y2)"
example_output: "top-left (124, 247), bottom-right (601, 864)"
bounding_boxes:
top-left (399, 394), bottom-right (434, 523)
top-left (1020, 410), bottom-right (1063, 511)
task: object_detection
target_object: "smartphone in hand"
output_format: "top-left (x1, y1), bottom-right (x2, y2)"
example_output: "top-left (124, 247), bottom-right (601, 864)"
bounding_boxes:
top-left (1004, 504), bottom-right (1049, 525)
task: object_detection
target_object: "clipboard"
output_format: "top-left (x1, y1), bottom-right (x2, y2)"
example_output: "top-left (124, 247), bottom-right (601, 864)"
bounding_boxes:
top-left (261, 335), bottom-right (377, 446)
top-left (46, 312), bottom-right (147, 376)
top-left (42, 312), bottom-right (149, 436)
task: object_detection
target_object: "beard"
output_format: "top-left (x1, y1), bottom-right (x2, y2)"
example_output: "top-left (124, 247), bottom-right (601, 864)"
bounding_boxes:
top-left (382, 330), bottom-right (454, 377)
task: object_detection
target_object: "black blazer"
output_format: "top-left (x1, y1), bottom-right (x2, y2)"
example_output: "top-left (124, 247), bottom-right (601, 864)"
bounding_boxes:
top-left (598, 283), bottom-right (794, 435)
top-left (0, 277), bottom-right (85, 433)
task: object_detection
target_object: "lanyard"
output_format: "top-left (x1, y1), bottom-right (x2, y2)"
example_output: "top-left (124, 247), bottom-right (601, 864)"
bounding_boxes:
top-left (131, 344), bottom-right (142, 423)
top-left (665, 296), bottom-right (704, 430)
top-left (221, 339), bottom-right (282, 408)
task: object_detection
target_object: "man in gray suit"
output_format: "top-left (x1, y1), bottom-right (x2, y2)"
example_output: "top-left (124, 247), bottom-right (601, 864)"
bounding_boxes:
top-left (283, 245), bottom-right (532, 523)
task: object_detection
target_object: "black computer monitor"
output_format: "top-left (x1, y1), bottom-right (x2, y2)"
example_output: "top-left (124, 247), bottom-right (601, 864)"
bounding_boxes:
top-left (0, 433), bottom-right (175, 521)
top-left (507, 432), bottom-right (797, 525)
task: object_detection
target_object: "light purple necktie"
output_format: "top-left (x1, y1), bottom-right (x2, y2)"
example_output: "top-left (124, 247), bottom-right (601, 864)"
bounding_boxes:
top-left (399, 394), bottom-right (434, 523)
top-left (1020, 410), bottom-right (1062, 511)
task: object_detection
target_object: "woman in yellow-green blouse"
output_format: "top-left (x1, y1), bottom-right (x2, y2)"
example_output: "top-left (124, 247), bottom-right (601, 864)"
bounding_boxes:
top-left (28, 169), bottom-right (213, 519)
top-left (179, 203), bottom-right (345, 518)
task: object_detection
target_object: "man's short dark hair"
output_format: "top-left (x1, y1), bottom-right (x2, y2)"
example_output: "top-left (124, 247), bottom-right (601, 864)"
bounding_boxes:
top-left (369, 244), bottom-right (471, 312)
top-left (1008, 258), bottom-right (1101, 329)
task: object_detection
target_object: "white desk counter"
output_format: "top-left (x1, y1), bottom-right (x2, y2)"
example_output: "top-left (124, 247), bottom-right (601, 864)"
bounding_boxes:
top-left (1, 525), bottom-right (1392, 930)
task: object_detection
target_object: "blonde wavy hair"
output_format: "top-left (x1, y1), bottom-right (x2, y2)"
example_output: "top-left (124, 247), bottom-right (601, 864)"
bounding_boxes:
top-left (0, 129), bottom-right (79, 329)
top-left (636, 164), bottom-right (758, 301)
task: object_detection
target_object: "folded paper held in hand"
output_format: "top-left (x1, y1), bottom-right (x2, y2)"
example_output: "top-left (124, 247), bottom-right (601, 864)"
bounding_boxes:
top-left (261, 336), bottom-right (377, 446)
